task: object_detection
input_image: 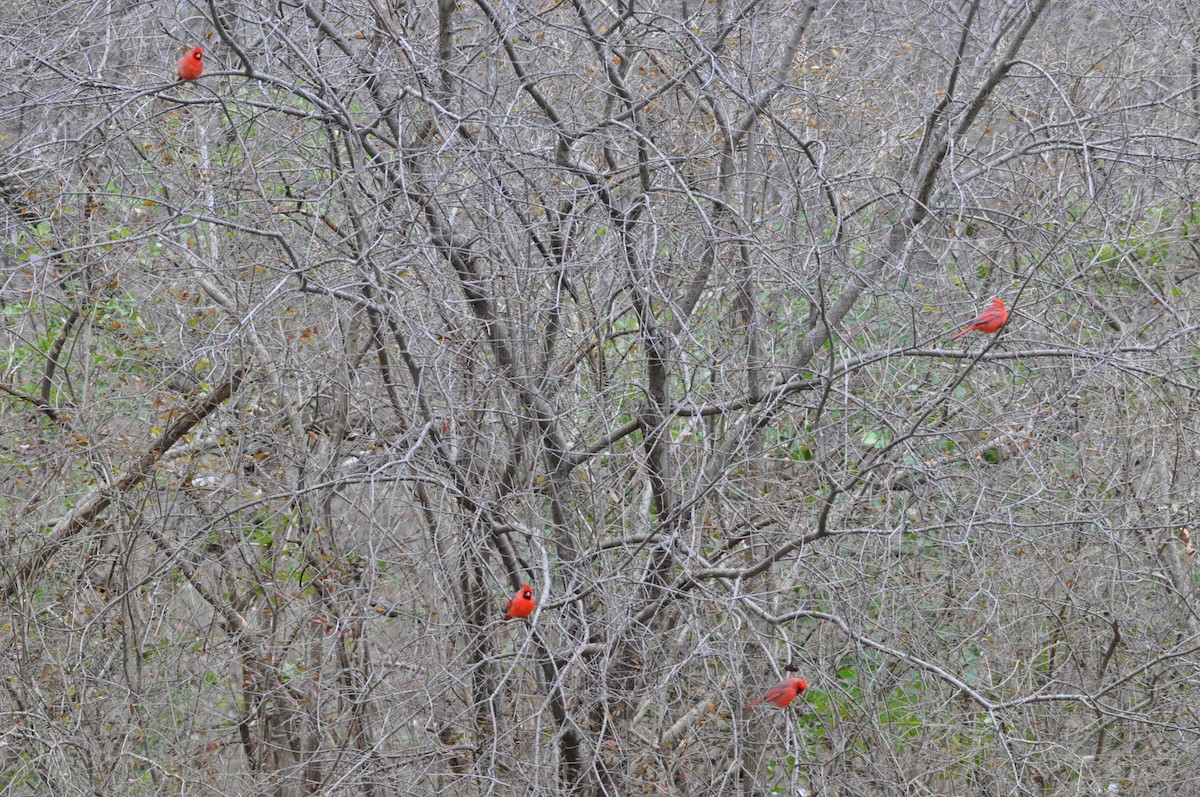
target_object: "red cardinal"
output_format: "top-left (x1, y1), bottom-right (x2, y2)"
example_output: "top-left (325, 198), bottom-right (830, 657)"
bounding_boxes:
top-left (177, 46), bottom-right (204, 81)
top-left (503, 583), bottom-right (535, 620)
top-left (746, 677), bottom-right (807, 709)
top-left (954, 297), bottom-right (1008, 339)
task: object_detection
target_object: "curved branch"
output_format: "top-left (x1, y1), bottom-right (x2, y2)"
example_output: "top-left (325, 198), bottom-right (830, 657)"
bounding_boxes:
top-left (0, 367), bottom-right (246, 600)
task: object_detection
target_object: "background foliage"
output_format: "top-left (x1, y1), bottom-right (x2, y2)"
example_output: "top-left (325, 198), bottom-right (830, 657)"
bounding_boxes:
top-left (2, 0), bottom-right (1200, 794)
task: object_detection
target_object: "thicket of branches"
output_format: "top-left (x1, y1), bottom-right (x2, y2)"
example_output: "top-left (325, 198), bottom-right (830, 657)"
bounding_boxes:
top-left (2, 0), bottom-right (1200, 794)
